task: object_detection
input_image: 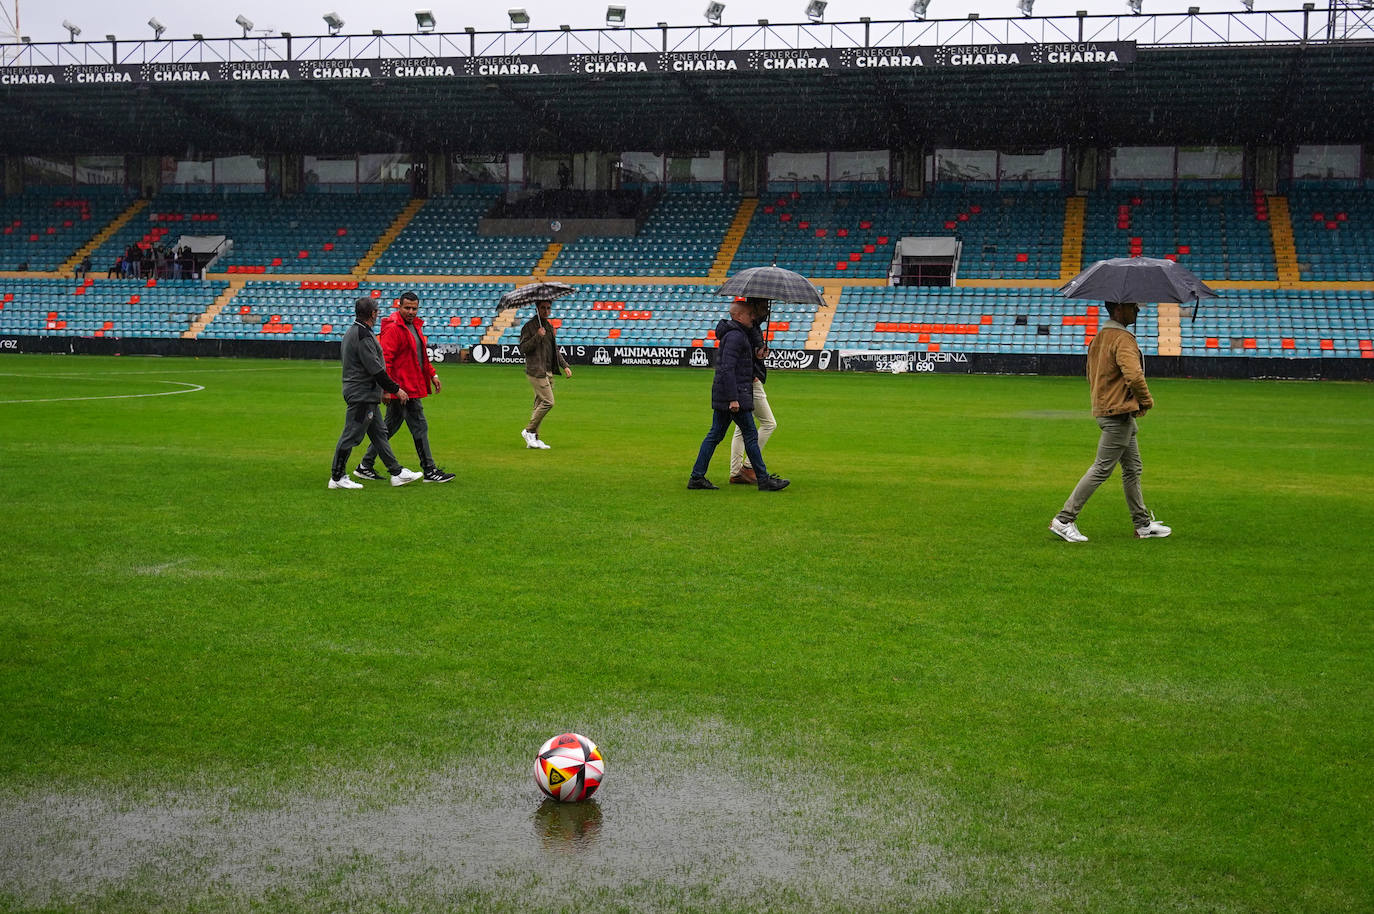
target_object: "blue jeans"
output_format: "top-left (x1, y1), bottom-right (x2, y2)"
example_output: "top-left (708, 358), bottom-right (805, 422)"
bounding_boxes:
top-left (692, 409), bottom-right (767, 479)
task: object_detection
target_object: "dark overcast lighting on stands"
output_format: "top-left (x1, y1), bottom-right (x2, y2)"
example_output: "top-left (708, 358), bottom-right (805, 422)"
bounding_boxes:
top-left (805, 0), bottom-right (827, 21)
top-left (909, 0), bottom-right (930, 18)
top-left (415, 9), bottom-right (436, 30)
top-left (323, 11), bottom-right (345, 34)
top-left (606, 5), bottom-right (627, 26)
top-left (508, 8), bottom-right (530, 29)
top-left (704, 1), bottom-right (725, 24)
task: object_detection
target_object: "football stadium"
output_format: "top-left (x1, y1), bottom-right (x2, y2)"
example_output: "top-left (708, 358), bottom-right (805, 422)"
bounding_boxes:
top-left (1, 5), bottom-right (1372, 912)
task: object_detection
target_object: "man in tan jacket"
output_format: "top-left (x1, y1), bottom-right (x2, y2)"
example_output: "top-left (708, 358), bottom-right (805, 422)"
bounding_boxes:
top-left (518, 299), bottom-right (572, 450)
top-left (1050, 301), bottom-right (1172, 542)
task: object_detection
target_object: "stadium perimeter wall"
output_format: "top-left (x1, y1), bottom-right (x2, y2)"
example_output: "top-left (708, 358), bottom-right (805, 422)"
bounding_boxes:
top-left (3, 333), bottom-right (1369, 381)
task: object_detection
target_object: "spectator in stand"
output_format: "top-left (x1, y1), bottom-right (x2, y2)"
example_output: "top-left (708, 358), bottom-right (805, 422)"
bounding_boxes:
top-left (354, 291), bottom-right (455, 484)
top-left (519, 299), bottom-right (572, 450)
top-left (328, 297), bottom-right (423, 490)
top-left (74, 255), bottom-right (91, 279)
top-left (107, 256), bottom-right (122, 279)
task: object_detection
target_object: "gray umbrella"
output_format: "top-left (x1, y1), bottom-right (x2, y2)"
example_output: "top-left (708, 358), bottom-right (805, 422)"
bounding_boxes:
top-left (496, 281), bottom-right (577, 313)
top-left (715, 266), bottom-right (824, 305)
top-left (1059, 256), bottom-right (1219, 321)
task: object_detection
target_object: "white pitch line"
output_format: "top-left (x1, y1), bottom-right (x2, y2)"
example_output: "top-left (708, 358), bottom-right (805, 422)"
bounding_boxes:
top-left (0, 380), bottom-right (205, 404)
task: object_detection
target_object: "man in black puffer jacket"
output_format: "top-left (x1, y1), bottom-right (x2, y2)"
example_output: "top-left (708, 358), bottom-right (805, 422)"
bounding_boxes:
top-left (688, 300), bottom-right (790, 492)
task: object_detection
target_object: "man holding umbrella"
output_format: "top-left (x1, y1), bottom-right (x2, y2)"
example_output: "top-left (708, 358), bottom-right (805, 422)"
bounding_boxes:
top-left (1050, 301), bottom-right (1171, 541)
top-left (1050, 256), bottom-right (1215, 542)
top-left (519, 298), bottom-right (572, 449)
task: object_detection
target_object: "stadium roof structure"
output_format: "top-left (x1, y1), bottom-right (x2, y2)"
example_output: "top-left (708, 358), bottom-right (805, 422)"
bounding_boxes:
top-left (1, 10), bottom-right (1371, 155)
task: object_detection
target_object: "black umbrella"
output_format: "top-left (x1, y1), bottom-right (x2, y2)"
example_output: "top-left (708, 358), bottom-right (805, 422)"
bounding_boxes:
top-left (715, 266), bottom-right (824, 306)
top-left (1059, 256), bottom-right (1219, 321)
top-left (496, 281), bottom-right (577, 313)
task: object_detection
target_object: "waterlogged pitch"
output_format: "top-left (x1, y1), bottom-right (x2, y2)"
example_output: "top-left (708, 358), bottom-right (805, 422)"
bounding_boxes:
top-left (0, 354), bottom-right (1371, 913)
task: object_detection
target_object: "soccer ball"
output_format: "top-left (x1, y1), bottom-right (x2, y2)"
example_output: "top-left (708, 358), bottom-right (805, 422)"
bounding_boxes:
top-left (533, 732), bottom-right (605, 802)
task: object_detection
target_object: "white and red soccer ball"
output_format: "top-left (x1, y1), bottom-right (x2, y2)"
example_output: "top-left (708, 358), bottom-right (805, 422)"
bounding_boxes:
top-left (533, 732), bottom-right (604, 802)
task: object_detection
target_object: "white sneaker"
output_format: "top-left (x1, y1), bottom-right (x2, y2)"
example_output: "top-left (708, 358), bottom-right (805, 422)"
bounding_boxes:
top-left (1135, 515), bottom-right (1172, 538)
top-left (533, 437), bottom-right (551, 450)
top-left (1050, 518), bottom-right (1089, 543)
top-left (521, 428), bottom-right (538, 448)
top-left (328, 476), bottom-right (364, 490)
top-left (390, 467), bottom-right (422, 487)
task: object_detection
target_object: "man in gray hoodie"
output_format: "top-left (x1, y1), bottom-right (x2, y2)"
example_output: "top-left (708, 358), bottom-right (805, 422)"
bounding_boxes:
top-left (328, 297), bottom-right (423, 489)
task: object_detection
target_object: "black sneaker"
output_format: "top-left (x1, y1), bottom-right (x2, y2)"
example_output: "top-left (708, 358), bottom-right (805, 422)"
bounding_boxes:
top-left (423, 467), bottom-right (455, 484)
top-left (757, 474), bottom-right (791, 491)
top-left (352, 465), bottom-right (384, 481)
top-left (687, 476), bottom-right (719, 490)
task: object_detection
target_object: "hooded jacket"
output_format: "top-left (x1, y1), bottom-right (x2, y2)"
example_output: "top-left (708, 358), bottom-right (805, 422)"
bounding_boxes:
top-left (711, 318), bottom-right (755, 411)
top-left (378, 311), bottom-right (436, 399)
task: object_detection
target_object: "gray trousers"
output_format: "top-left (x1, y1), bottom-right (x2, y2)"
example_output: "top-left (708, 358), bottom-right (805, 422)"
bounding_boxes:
top-left (360, 399), bottom-right (435, 472)
top-left (1056, 414), bottom-right (1150, 528)
top-left (331, 401), bottom-right (402, 480)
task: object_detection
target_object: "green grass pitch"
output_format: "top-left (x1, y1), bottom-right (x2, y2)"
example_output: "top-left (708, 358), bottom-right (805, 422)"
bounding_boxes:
top-left (0, 354), bottom-right (1370, 913)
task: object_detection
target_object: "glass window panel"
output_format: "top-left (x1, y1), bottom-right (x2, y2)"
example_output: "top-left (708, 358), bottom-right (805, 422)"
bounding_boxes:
top-left (934, 149), bottom-right (997, 182)
top-left (213, 155), bottom-right (265, 186)
top-left (1111, 147), bottom-right (1174, 180)
top-left (359, 153), bottom-right (409, 184)
top-left (620, 152), bottom-right (664, 184)
top-left (998, 149), bottom-right (1063, 182)
top-left (24, 156), bottom-right (73, 185)
top-left (1177, 146), bottom-right (1243, 180)
top-left (75, 156), bottom-right (125, 185)
top-left (768, 152), bottom-right (827, 183)
top-left (1293, 145), bottom-right (1360, 179)
top-left (162, 156), bottom-right (213, 186)
top-left (829, 150), bottom-right (888, 182)
top-left (305, 155), bottom-right (357, 185)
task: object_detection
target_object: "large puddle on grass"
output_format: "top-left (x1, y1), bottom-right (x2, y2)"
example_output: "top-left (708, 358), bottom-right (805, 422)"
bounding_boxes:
top-left (0, 716), bottom-right (994, 912)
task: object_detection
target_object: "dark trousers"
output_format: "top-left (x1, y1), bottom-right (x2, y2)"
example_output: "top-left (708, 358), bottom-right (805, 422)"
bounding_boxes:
top-left (359, 399), bottom-right (435, 472)
top-left (331, 401), bottom-right (402, 480)
top-left (692, 408), bottom-right (767, 479)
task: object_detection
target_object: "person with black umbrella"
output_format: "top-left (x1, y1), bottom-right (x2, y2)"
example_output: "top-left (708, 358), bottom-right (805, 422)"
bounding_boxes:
top-left (1050, 300), bottom-right (1172, 542)
top-left (519, 299), bottom-right (572, 450)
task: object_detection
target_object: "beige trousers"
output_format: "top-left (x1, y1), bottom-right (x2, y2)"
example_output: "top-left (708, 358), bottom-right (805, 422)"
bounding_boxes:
top-left (525, 374), bottom-right (555, 433)
top-left (730, 380), bottom-right (776, 475)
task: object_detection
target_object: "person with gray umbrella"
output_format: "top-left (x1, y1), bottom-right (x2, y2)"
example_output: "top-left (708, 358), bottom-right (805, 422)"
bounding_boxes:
top-left (1050, 301), bottom-right (1171, 542)
top-left (519, 299), bottom-right (572, 449)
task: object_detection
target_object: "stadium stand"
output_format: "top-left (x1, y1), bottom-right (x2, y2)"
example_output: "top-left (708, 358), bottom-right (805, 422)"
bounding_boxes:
top-left (372, 197), bottom-right (550, 276)
top-left (1287, 186), bottom-right (1373, 282)
top-left (547, 194), bottom-right (741, 277)
top-left (495, 284), bottom-right (815, 350)
top-left (0, 187), bottom-right (135, 273)
top-left (1180, 289), bottom-right (1374, 359)
top-left (200, 280), bottom-right (498, 345)
top-left (830, 287), bottom-right (1155, 355)
top-left (83, 193), bottom-right (407, 277)
top-left (1082, 189), bottom-right (1278, 281)
top-left (0, 277), bottom-right (229, 338)
top-left (729, 190), bottom-right (1064, 280)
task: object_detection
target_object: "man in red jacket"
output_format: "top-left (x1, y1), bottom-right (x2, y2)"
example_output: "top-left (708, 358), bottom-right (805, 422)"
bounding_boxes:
top-left (354, 291), bottom-right (455, 483)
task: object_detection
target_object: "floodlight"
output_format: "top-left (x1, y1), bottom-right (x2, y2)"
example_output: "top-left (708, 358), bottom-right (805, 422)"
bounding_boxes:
top-left (1126, 0), bottom-right (1141, 13)
top-left (235, 13), bottom-right (254, 35)
top-left (1240, 0), bottom-right (1253, 8)
top-left (20, 35), bottom-right (30, 42)
top-left (415, 9), bottom-right (436, 30)
top-left (323, 11), bottom-right (345, 34)
top-left (148, 17), bottom-right (166, 39)
top-left (967, 11), bottom-right (978, 18)
top-left (805, 0), bottom-right (827, 21)
top-left (704, 1), bottom-right (725, 24)
top-left (508, 8), bottom-right (530, 29)
top-left (372, 28), bottom-right (383, 35)
top-left (1187, 5), bottom-right (1199, 12)
top-left (1017, 0), bottom-right (1034, 16)
top-left (62, 19), bottom-right (81, 40)
top-left (606, 5), bottom-right (626, 26)
top-left (105, 33), bottom-right (116, 41)
top-left (909, 0), bottom-right (930, 19)
top-left (560, 23), bottom-right (571, 30)
top-left (192, 32), bottom-right (204, 39)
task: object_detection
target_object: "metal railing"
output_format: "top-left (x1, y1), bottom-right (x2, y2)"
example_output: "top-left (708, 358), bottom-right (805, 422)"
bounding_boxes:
top-left (0, 8), bottom-right (1361, 67)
